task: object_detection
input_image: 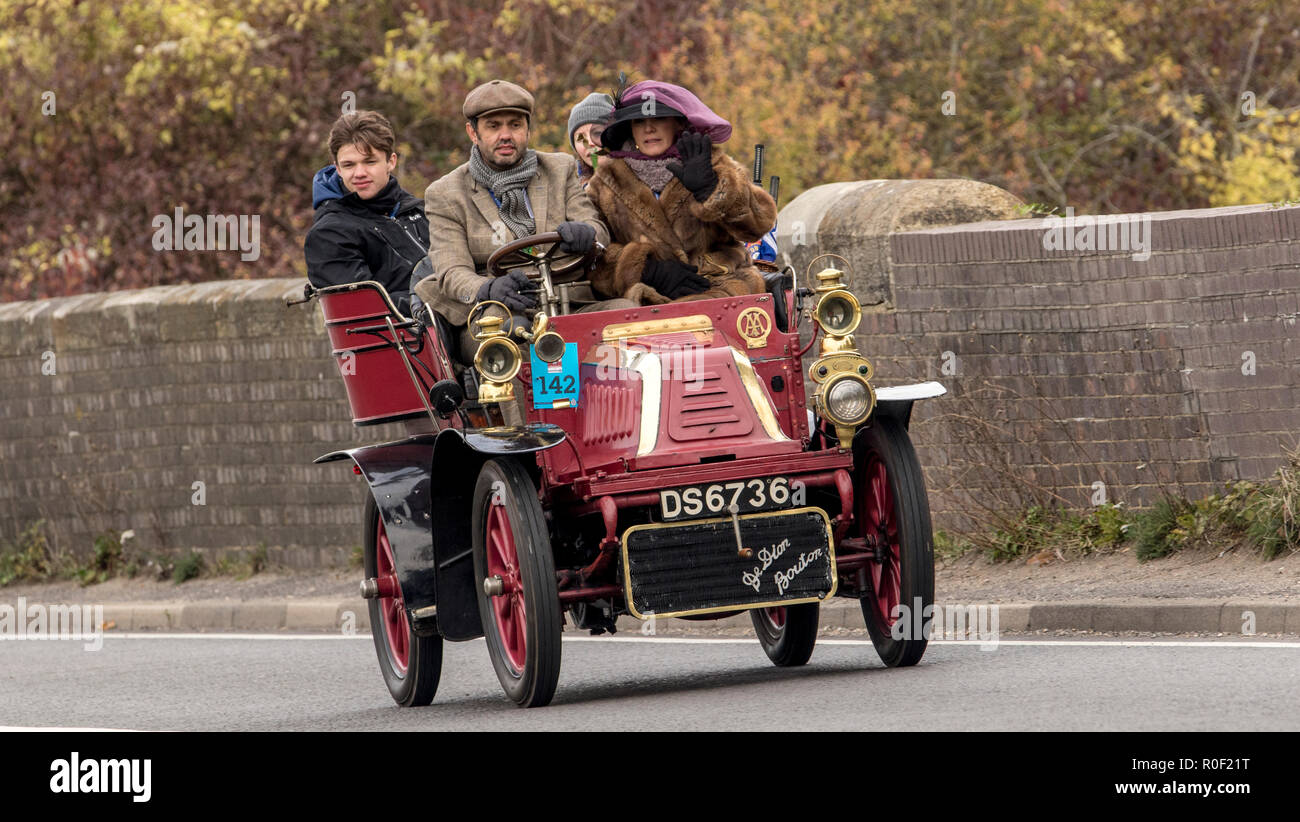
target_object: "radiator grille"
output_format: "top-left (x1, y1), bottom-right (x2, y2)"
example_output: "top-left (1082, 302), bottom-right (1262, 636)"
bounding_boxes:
top-left (622, 508), bottom-right (835, 618)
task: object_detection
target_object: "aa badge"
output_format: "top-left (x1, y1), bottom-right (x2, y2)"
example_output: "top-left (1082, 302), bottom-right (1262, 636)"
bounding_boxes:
top-left (736, 307), bottom-right (772, 349)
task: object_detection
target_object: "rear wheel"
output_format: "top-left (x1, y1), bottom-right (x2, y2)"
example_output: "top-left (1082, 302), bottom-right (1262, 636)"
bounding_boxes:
top-left (364, 494), bottom-right (442, 706)
top-left (751, 603), bottom-right (819, 666)
top-left (471, 458), bottom-right (562, 707)
top-left (854, 416), bottom-right (935, 668)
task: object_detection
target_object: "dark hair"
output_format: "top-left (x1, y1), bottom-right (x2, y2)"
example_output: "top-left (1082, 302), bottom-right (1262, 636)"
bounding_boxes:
top-left (328, 110), bottom-right (396, 161)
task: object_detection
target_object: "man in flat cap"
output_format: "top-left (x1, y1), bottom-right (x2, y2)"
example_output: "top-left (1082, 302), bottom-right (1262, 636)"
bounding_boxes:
top-left (416, 79), bottom-right (630, 362)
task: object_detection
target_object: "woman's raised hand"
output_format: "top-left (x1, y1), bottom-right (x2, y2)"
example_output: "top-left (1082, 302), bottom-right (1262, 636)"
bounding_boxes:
top-left (667, 132), bottom-right (718, 202)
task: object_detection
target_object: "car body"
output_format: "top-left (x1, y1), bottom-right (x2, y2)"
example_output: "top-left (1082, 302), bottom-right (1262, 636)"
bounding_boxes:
top-left (299, 236), bottom-right (944, 707)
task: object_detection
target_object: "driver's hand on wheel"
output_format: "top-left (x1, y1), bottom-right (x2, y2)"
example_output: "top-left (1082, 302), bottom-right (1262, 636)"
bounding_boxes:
top-left (641, 258), bottom-right (711, 299)
top-left (476, 269), bottom-right (539, 312)
top-left (556, 221), bottom-right (597, 255)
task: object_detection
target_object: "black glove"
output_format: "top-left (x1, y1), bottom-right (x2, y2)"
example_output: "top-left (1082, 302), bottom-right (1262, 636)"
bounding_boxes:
top-left (666, 132), bottom-right (718, 202)
top-left (556, 221), bottom-right (597, 254)
top-left (641, 259), bottom-right (711, 299)
top-left (476, 269), bottom-right (538, 312)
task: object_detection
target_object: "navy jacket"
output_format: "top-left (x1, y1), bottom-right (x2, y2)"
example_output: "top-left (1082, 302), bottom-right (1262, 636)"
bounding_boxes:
top-left (304, 165), bottom-right (430, 315)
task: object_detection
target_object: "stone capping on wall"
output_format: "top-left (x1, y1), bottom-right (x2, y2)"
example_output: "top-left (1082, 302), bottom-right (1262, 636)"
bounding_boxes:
top-left (776, 179), bottom-right (1025, 308)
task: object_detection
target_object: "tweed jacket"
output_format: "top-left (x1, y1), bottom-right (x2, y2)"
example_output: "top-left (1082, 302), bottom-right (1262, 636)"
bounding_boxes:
top-left (585, 145), bottom-right (777, 304)
top-left (415, 150), bottom-right (610, 326)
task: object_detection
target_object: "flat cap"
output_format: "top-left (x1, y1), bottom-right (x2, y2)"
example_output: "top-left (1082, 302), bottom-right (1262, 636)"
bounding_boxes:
top-left (463, 80), bottom-right (534, 120)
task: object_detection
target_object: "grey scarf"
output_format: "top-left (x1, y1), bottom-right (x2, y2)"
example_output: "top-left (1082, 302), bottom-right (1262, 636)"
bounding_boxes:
top-left (469, 145), bottom-right (538, 239)
top-left (622, 155), bottom-right (677, 195)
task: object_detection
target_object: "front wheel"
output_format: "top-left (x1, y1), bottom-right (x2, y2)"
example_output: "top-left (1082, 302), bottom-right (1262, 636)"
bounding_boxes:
top-left (854, 416), bottom-right (935, 668)
top-left (364, 494), bottom-right (443, 706)
top-left (751, 604), bottom-right (820, 667)
top-left (471, 458), bottom-right (563, 707)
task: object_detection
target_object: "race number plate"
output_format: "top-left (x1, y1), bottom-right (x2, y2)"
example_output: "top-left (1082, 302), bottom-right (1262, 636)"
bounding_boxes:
top-left (660, 476), bottom-right (797, 522)
top-left (530, 342), bottom-right (580, 410)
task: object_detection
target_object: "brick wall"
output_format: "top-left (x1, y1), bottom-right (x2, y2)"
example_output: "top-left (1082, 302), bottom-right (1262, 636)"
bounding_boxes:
top-left (2, 197), bottom-right (1296, 564)
top-left (859, 204), bottom-right (1300, 527)
top-left (0, 280), bottom-right (401, 567)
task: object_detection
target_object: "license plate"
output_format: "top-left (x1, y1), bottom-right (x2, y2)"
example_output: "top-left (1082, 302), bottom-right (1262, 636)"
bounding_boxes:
top-left (660, 477), bottom-right (796, 522)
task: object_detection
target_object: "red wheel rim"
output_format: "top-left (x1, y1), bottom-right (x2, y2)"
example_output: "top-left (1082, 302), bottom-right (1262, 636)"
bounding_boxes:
top-left (863, 455), bottom-right (902, 630)
top-left (376, 518), bottom-right (410, 675)
top-left (486, 500), bottom-right (527, 674)
top-left (764, 606), bottom-right (787, 629)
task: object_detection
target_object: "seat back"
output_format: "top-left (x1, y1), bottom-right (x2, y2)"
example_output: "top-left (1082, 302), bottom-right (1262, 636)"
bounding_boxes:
top-left (318, 282), bottom-right (437, 426)
top-left (760, 265), bottom-right (794, 333)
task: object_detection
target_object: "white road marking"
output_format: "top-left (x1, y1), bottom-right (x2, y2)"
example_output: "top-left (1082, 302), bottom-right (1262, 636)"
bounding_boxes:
top-left (93, 633), bottom-right (370, 640)
top-left (0, 726), bottom-right (141, 732)
top-left (561, 636), bottom-right (1300, 648)
top-left (16, 633), bottom-right (1293, 648)
top-left (941, 639), bottom-right (1300, 648)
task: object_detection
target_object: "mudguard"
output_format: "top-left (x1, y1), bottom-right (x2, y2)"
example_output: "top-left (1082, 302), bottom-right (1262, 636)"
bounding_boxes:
top-left (316, 424), bottom-right (567, 640)
top-left (872, 381), bottom-right (947, 428)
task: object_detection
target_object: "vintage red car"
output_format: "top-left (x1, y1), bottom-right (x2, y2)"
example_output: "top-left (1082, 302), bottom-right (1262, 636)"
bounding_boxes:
top-left (297, 232), bottom-right (945, 707)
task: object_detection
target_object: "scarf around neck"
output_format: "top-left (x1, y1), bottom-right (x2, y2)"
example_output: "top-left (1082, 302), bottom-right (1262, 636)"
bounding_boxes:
top-left (621, 156), bottom-right (676, 194)
top-left (611, 139), bottom-right (683, 195)
top-left (469, 144), bottom-right (538, 239)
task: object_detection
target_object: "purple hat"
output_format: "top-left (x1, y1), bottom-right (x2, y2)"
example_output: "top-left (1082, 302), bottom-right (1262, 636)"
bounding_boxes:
top-left (601, 80), bottom-right (732, 151)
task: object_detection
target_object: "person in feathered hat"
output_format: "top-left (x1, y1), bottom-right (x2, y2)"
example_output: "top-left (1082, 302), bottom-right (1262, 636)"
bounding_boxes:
top-left (585, 79), bottom-right (776, 304)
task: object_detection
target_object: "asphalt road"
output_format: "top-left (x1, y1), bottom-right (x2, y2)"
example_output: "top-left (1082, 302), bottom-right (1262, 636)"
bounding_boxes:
top-left (3, 633), bottom-right (1299, 731)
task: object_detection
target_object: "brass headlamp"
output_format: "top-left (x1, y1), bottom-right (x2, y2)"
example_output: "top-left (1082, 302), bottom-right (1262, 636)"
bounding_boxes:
top-left (470, 301), bottom-right (522, 405)
top-left (808, 268), bottom-right (875, 443)
top-left (510, 312), bottom-right (567, 364)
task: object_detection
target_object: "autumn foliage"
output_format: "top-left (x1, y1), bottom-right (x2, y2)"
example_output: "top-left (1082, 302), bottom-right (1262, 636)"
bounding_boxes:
top-left (2, 0), bottom-right (1297, 301)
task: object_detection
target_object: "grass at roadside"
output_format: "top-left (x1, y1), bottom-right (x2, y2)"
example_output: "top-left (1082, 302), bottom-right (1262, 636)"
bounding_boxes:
top-left (939, 447), bottom-right (1300, 564)
top-left (0, 525), bottom-right (273, 587)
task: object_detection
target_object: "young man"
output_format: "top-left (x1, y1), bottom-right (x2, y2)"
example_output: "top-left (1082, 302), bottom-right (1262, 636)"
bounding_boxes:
top-left (304, 110), bottom-right (429, 316)
top-left (414, 80), bottom-right (631, 361)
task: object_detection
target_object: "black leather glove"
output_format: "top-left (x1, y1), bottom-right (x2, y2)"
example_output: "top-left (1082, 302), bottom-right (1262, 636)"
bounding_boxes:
top-left (666, 132), bottom-right (718, 202)
top-left (476, 269), bottom-right (538, 312)
top-left (556, 221), bottom-right (597, 254)
top-left (641, 258), bottom-right (711, 299)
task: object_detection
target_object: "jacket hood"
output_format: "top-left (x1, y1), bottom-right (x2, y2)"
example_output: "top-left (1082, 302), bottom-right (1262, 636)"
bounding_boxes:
top-left (312, 166), bottom-right (421, 218)
top-left (312, 165), bottom-right (347, 210)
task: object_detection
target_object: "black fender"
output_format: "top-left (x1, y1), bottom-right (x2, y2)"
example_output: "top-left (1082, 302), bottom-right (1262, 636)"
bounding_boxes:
top-left (315, 424), bottom-right (567, 640)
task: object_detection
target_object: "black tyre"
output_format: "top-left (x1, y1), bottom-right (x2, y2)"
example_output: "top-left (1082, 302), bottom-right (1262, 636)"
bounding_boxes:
top-left (751, 603), bottom-right (820, 667)
top-left (364, 494), bottom-right (443, 706)
top-left (471, 458), bottom-right (563, 707)
top-left (854, 416), bottom-right (935, 668)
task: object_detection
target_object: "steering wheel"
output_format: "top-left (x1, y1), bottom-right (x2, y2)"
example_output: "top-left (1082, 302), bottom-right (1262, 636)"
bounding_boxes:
top-left (486, 231), bottom-right (603, 285)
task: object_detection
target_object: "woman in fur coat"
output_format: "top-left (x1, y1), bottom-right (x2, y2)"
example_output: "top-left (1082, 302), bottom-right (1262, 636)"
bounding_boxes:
top-left (586, 80), bottom-right (777, 304)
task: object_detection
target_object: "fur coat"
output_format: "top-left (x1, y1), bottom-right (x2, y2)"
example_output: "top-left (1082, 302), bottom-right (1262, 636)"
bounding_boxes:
top-left (586, 146), bottom-right (777, 304)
